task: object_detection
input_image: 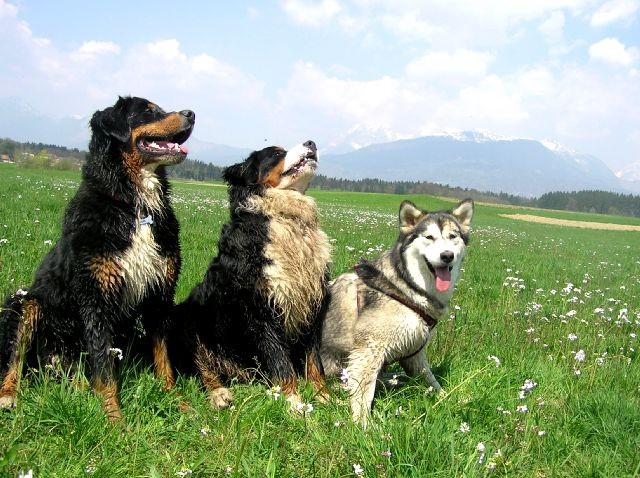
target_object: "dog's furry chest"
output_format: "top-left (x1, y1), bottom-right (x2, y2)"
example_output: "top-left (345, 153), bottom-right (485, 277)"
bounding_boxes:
top-left (380, 304), bottom-right (432, 361)
top-left (246, 189), bottom-right (331, 336)
top-left (119, 222), bottom-right (168, 306)
top-left (88, 220), bottom-right (169, 310)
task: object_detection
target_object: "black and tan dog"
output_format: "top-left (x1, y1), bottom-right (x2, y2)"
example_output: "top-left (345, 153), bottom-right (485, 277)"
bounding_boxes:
top-left (171, 142), bottom-right (331, 410)
top-left (0, 96), bottom-right (194, 420)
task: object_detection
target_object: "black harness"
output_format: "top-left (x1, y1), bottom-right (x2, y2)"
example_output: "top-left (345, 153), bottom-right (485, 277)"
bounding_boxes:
top-left (354, 259), bottom-right (439, 329)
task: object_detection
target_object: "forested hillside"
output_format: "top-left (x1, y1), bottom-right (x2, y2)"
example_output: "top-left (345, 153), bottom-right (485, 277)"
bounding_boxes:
top-left (2, 138), bottom-right (638, 217)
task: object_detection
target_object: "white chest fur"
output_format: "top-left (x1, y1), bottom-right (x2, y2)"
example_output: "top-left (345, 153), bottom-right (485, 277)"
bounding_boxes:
top-left (246, 189), bottom-right (332, 336)
top-left (384, 308), bottom-right (432, 362)
top-left (119, 222), bottom-right (168, 308)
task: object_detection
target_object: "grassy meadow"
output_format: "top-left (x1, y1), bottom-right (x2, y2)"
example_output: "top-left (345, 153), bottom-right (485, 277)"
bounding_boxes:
top-left (0, 164), bottom-right (639, 477)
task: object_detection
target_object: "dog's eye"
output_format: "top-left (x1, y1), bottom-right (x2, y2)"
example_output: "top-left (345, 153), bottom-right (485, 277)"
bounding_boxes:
top-left (449, 233), bottom-right (458, 240)
top-left (426, 235), bottom-right (435, 241)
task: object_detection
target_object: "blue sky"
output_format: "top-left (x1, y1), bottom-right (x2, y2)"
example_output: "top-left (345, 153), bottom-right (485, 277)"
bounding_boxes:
top-left (1, 0), bottom-right (639, 175)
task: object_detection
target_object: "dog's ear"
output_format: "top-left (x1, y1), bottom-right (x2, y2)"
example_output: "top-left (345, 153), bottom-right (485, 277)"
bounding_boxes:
top-left (399, 200), bottom-right (426, 233)
top-left (89, 97), bottom-right (131, 143)
top-left (450, 199), bottom-right (474, 235)
top-left (223, 152), bottom-right (262, 186)
top-left (222, 162), bottom-right (247, 185)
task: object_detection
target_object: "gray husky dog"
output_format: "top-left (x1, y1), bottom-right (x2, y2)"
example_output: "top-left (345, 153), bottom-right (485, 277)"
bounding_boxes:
top-left (320, 199), bottom-right (473, 426)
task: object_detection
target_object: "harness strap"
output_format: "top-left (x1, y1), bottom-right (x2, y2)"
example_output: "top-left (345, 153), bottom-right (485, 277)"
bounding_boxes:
top-left (354, 259), bottom-right (438, 329)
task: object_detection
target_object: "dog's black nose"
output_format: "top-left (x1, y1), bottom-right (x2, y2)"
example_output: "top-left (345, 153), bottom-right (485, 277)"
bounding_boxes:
top-left (440, 251), bottom-right (454, 264)
top-left (180, 110), bottom-right (195, 123)
top-left (303, 140), bottom-right (317, 152)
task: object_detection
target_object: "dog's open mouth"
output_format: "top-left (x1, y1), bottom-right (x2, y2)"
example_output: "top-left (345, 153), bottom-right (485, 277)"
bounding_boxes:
top-left (425, 259), bottom-right (452, 292)
top-left (137, 129), bottom-right (192, 157)
top-left (283, 151), bottom-right (318, 176)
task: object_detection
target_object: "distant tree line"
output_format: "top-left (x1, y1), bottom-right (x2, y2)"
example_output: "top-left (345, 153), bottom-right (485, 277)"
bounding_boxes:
top-left (2, 138), bottom-right (639, 217)
top-left (166, 158), bottom-right (225, 181)
top-left (0, 138), bottom-right (83, 170)
top-left (310, 174), bottom-right (534, 206)
top-left (537, 190), bottom-right (640, 217)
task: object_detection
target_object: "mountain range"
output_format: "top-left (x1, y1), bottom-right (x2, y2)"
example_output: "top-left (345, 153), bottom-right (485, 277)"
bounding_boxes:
top-left (319, 131), bottom-right (637, 197)
top-left (1, 97), bottom-right (638, 197)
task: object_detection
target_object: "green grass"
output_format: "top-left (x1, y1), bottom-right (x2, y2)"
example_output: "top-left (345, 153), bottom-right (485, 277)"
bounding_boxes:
top-left (1, 164), bottom-right (639, 477)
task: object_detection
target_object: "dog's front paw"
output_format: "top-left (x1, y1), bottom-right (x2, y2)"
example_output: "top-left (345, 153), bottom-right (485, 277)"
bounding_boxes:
top-left (314, 388), bottom-right (331, 403)
top-left (0, 394), bottom-right (17, 410)
top-left (286, 393), bottom-right (305, 414)
top-left (208, 387), bottom-right (234, 409)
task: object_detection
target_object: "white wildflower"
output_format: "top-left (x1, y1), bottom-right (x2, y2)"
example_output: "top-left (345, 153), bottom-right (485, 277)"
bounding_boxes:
top-left (266, 385), bottom-right (281, 400)
top-left (521, 379), bottom-right (537, 393)
top-left (353, 463), bottom-right (364, 475)
top-left (295, 402), bottom-right (314, 414)
top-left (574, 350), bottom-right (586, 362)
top-left (488, 355), bottom-right (501, 367)
top-left (459, 422), bottom-right (471, 433)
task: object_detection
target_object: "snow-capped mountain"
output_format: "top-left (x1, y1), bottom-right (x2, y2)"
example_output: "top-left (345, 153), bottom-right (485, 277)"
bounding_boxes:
top-left (319, 131), bottom-right (628, 197)
top-left (325, 123), bottom-right (411, 154)
top-left (0, 98), bottom-right (634, 197)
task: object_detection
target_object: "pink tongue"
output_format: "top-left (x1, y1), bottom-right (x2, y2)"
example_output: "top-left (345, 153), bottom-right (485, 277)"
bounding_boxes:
top-left (165, 142), bottom-right (188, 154)
top-left (435, 267), bottom-right (451, 292)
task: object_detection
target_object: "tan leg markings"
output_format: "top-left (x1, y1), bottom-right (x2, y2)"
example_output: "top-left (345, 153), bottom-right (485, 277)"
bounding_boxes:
top-left (94, 378), bottom-right (122, 422)
top-left (152, 337), bottom-right (175, 390)
top-left (306, 352), bottom-right (329, 402)
top-left (0, 299), bottom-right (40, 409)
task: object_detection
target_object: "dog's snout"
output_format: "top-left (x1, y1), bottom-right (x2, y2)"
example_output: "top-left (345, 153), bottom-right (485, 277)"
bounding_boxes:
top-left (303, 140), bottom-right (317, 152)
top-left (180, 110), bottom-right (196, 123)
top-left (440, 251), bottom-right (454, 264)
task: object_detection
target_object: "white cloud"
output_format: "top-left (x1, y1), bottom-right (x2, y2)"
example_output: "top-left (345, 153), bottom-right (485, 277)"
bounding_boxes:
top-left (590, 0), bottom-right (639, 27)
top-left (436, 75), bottom-right (529, 126)
top-left (516, 67), bottom-right (555, 97)
top-left (70, 41), bottom-right (120, 63)
top-left (334, 0), bottom-right (595, 49)
top-left (281, 0), bottom-right (342, 26)
top-left (589, 37), bottom-right (637, 66)
top-left (405, 49), bottom-right (494, 85)
top-left (279, 61), bottom-right (401, 121)
top-left (0, 0), bottom-right (17, 18)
